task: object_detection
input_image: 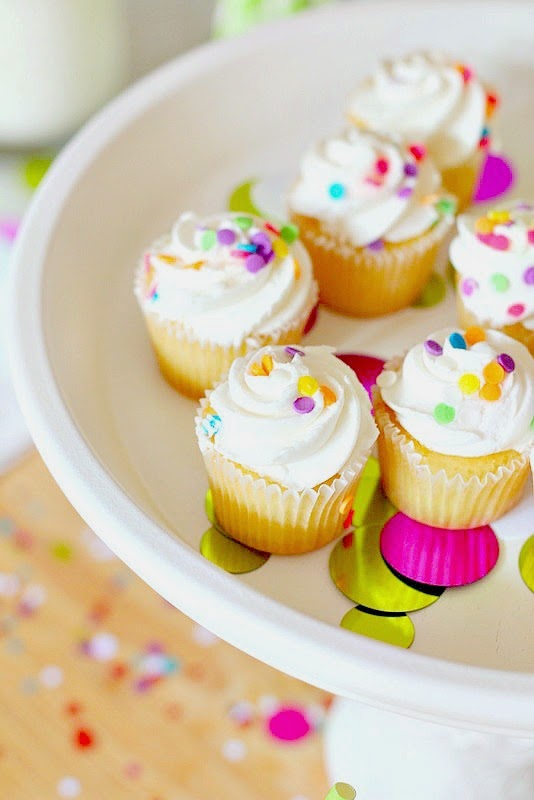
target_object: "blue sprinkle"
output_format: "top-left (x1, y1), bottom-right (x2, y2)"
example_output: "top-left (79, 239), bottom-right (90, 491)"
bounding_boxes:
top-left (236, 243), bottom-right (257, 252)
top-left (449, 332), bottom-right (467, 350)
top-left (481, 126), bottom-right (490, 138)
top-left (329, 182), bottom-right (346, 200)
top-left (201, 414), bottom-right (222, 437)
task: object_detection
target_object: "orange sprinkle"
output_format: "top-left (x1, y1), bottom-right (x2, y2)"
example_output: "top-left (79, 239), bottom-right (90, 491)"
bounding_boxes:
top-left (483, 361), bottom-right (505, 384)
top-left (320, 385), bottom-right (337, 406)
top-left (157, 253), bottom-right (177, 264)
top-left (480, 383), bottom-right (501, 402)
top-left (464, 326), bottom-right (486, 346)
top-left (339, 495), bottom-right (354, 516)
top-left (261, 354), bottom-right (274, 375)
top-left (294, 258), bottom-right (301, 280)
top-left (184, 260), bottom-right (204, 270)
top-left (475, 217), bottom-right (493, 234)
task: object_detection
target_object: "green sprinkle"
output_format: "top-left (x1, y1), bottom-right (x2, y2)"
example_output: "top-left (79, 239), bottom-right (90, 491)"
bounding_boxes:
top-left (235, 215), bottom-right (253, 231)
top-left (490, 273), bottom-right (510, 292)
top-left (436, 196), bottom-right (457, 215)
top-left (200, 229), bottom-right (217, 250)
top-left (434, 403), bottom-right (455, 425)
top-left (280, 223), bottom-right (299, 244)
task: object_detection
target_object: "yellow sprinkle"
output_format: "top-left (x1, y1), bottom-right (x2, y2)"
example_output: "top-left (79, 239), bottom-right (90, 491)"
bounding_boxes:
top-left (261, 354), bottom-right (274, 375)
top-left (475, 217), bottom-right (494, 234)
top-left (483, 361), bottom-right (505, 384)
top-left (320, 385), bottom-right (337, 406)
top-left (458, 373), bottom-right (480, 395)
top-left (273, 238), bottom-right (289, 259)
top-left (488, 210), bottom-right (510, 224)
top-left (339, 494), bottom-right (354, 516)
top-left (156, 253), bottom-right (178, 264)
top-left (298, 376), bottom-right (319, 396)
top-left (293, 258), bottom-right (301, 280)
top-left (464, 325), bottom-right (486, 346)
top-left (250, 362), bottom-right (266, 377)
top-left (204, 405), bottom-right (216, 417)
top-left (480, 382), bottom-right (501, 402)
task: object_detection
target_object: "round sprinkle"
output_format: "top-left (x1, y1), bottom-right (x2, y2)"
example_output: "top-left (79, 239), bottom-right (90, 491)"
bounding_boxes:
top-left (475, 217), bottom-right (493, 234)
top-left (280, 223), bottom-right (299, 244)
top-left (449, 332), bottom-right (467, 350)
top-left (376, 158), bottom-right (389, 174)
top-left (294, 396), bottom-right (315, 414)
top-left (480, 383), bottom-right (501, 402)
top-left (285, 346), bottom-right (304, 358)
top-left (245, 253), bottom-right (266, 273)
top-left (298, 376), bottom-right (319, 397)
top-left (490, 273), bottom-right (510, 292)
top-left (200, 229), bottom-right (216, 250)
top-left (464, 326), bottom-right (486, 346)
top-left (488, 209), bottom-right (510, 223)
top-left (477, 232), bottom-right (510, 250)
top-left (497, 353), bottom-right (515, 373)
top-left (217, 228), bottom-right (236, 246)
top-left (424, 339), bottom-right (443, 356)
top-left (523, 266), bottom-right (534, 285)
top-left (436, 196), bottom-right (457, 215)
top-left (508, 303), bottom-right (526, 318)
top-left (329, 182), bottom-right (346, 200)
top-left (483, 361), bottom-right (505, 384)
top-left (367, 239), bottom-right (384, 251)
top-left (397, 186), bottom-right (413, 199)
top-left (320, 385), bottom-right (337, 406)
top-left (434, 403), bottom-right (455, 424)
top-left (461, 277), bottom-right (479, 297)
top-left (235, 216), bottom-right (253, 231)
top-left (273, 238), bottom-right (289, 259)
top-left (458, 373), bottom-right (480, 395)
top-left (403, 163), bottom-right (418, 177)
top-left (251, 231), bottom-right (271, 251)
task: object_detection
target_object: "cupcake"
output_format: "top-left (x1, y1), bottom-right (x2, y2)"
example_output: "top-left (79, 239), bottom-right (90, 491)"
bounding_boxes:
top-left (450, 200), bottom-right (534, 355)
top-left (135, 212), bottom-right (318, 399)
top-left (346, 51), bottom-right (499, 210)
top-left (374, 328), bottom-right (534, 529)
top-left (288, 127), bottom-right (456, 317)
top-left (196, 344), bottom-right (378, 554)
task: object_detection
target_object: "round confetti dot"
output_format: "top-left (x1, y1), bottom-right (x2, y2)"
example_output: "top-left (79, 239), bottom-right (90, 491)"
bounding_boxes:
top-left (75, 728), bottom-right (95, 749)
top-left (39, 665), bottom-right (64, 689)
top-left (0, 573), bottom-right (20, 597)
top-left (434, 403), bottom-right (455, 424)
top-left (200, 230), bottom-right (216, 250)
top-left (488, 209), bottom-right (510, 223)
top-left (464, 326), bottom-right (486, 346)
top-left (267, 707), bottom-right (312, 742)
top-left (497, 353), bottom-right (515, 373)
top-left (285, 346), bottom-right (304, 358)
top-left (449, 332), bottom-right (466, 349)
top-left (403, 163), bottom-right (417, 177)
top-left (200, 527), bottom-right (269, 574)
top-left (519, 535), bottom-right (534, 593)
top-left (88, 632), bottom-right (118, 661)
top-left (245, 253), bottom-right (265, 273)
top-left (228, 701), bottom-right (255, 727)
top-left (221, 738), bottom-right (247, 762)
top-left (329, 182), bottom-right (346, 199)
top-left (480, 382), bottom-right (501, 402)
top-left (297, 376), bottom-right (319, 396)
top-left (508, 303), bottom-right (526, 318)
top-left (376, 158), bottom-right (389, 174)
top-left (483, 361), bottom-right (505, 384)
top-left (458, 373), bottom-right (480, 395)
top-left (461, 277), bottom-right (479, 297)
top-left (435, 196), bottom-right (457, 215)
top-left (235, 216), bottom-right (253, 230)
top-left (341, 606), bottom-right (414, 649)
top-left (490, 273), bottom-right (510, 292)
top-left (272, 238), bottom-right (288, 259)
top-left (408, 143), bottom-right (426, 161)
top-left (280, 223), bottom-right (299, 244)
top-left (424, 339), bottom-right (443, 356)
top-left (397, 186), bottom-right (413, 199)
top-left (293, 396), bottom-right (315, 414)
top-left (51, 541), bottom-right (72, 561)
top-left (475, 217), bottom-right (493, 234)
top-left (217, 228), bottom-right (236, 246)
top-left (57, 777), bottom-right (81, 798)
top-left (320, 385), bottom-right (336, 406)
top-left (523, 266), bottom-right (534, 284)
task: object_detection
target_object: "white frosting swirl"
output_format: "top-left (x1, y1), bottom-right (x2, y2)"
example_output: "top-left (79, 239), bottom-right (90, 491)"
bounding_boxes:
top-left (450, 200), bottom-right (534, 329)
top-left (347, 51), bottom-right (489, 170)
top-left (288, 128), bottom-right (453, 246)
top-left (199, 345), bottom-right (378, 490)
top-left (380, 328), bottom-right (534, 457)
top-left (135, 213), bottom-right (317, 348)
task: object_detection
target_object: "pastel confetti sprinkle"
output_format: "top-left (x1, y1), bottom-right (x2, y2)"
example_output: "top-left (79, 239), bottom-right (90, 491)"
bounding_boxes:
top-left (245, 253), bottom-right (265, 273)
top-left (74, 728), bottom-right (95, 749)
top-left (329, 182), bottom-right (346, 199)
top-left (285, 346), bottom-right (304, 358)
top-left (39, 665), bottom-right (64, 689)
top-left (458, 373), bottom-right (480, 395)
top-left (490, 273), bottom-right (510, 292)
top-left (297, 376), bottom-right (319, 396)
top-left (376, 158), bottom-right (389, 174)
top-left (403, 163), bottom-right (417, 177)
top-left (483, 362), bottom-right (505, 384)
top-left (367, 239), bottom-right (384, 251)
top-left (434, 403), bottom-right (455, 424)
top-left (464, 326), bottom-right (486, 346)
top-left (293, 396), bottom-right (315, 414)
top-left (217, 228), bottom-right (236, 245)
top-left (397, 186), bottom-right (413, 199)
top-left (461, 277), bottom-right (478, 296)
top-left (497, 353), bottom-right (515, 373)
top-left (528, 230), bottom-right (534, 245)
top-left (508, 303), bottom-right (526, 318)
top-left (51, 541), bottom-right (72, 561)
top-left (267, 706), bottom-right (312, 742)
top-left (477, 232), bottom-right (510, 251)
top-left (424, 339), bottom-right (443, 356)
top-left (235, 215), bottom-right (253, 230)
top-left (87, 632), bottom-right (118, 662)
top-left (320, 385), bottom-right (336, 406)
top-left (524, 266), bottom-right (534, 285)
top-left (200, 229), bottom-right (217, 250)
top-left (281, 223), bottom-right (299, 244)
top-left (0, 217), bottom-right (20, 242)
top-left (480, 383), bottom-right (501, 402)
top-left (449, 332), bottom-right (466, 349)
top-left (435, 196), bottom-right (457, 215)
top-left (221, 738), bottom-right (247, 762)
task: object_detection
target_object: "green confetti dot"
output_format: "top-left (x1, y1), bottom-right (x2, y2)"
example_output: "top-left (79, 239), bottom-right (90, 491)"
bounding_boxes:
top-left (325, 783), bottom-right (357, 800)
top-left (50, 541), bottom-right (72, 561)
top-left (434, 403), bottom-right (455, 424)
top-left (280, 223), bottom-right (299, 244)
top-left (200, 229), bottom-right (217, 250)
top-left (22, 154), bottom-right (53, 189)
top-left (235, 215), bottom-right (253, 231)
top-left (490, 273), bottom-right (510, 292)
top-left (435, 196), bottom-right (457, 215)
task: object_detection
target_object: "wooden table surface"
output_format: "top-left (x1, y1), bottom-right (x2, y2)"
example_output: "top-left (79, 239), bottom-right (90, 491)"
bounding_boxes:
top-left (0, 452), bottom-right (330, 800)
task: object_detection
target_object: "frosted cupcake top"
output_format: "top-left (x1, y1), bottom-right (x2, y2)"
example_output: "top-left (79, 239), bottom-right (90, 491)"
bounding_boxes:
top-left (346, 51), bottom-right (498, 170)
top-left (288, 128), bottom-right (455, 247)
top-left (197, 345), bottom-right (378, 490)
top-left (135, 213), bottom-right (317, 348)
top-left (378, 328), bottom-right (534, 457)
top-left (450, 200), bottom-right (534, 330)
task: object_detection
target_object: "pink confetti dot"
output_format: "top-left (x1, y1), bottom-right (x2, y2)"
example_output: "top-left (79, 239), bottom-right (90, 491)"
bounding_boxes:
top-left (461, 277), bottom-right (478, 297)
top-left (267, 706), bottom-right (312, 742)
top-left (477, 232), bottom-right (510, 250)
top-left (508, 303), bottom-right (526, 318)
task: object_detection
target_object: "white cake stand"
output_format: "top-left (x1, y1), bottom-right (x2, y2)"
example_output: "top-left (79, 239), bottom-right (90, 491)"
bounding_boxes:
top-left (9, 3), bottom-right (534, 797)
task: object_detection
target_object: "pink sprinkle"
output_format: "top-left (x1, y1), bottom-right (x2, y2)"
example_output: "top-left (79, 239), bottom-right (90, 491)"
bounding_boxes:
top-left (267, 707), bottom-right (312, 742)
top-left (460, 65), bottom-right (474, 83)
top-left (409, 143), bottom-right (427, 162)
top-left (376, 158), bottom-right (389, 175)
top-left (477, 233), bottom-right (510, 251)
top-left (365, 176), bottom-right (382, 186)
top-left (508, 303), bottom-right (525, 318)
top-left (230, 249), bottom-right (249, 259)
top-left (461, 277), bottom-right (479, 296)
top-left (528, 230), bottom-right (534, 245)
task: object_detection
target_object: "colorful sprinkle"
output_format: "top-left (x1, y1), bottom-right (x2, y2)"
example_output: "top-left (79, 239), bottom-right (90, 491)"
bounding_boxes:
top-left (285, 346), bottom-right (304, 358)
top-left (235, 216), bottom-right (253, 230)
top-left (523, 266), bottom-right (534, 285)
top-left (200, 229), bottom-right (216, 250)
top-left (236, 243), bottom-right (257, 252)
top-left (483, 361), bottom-right (505, 384)
top-left (464, 326), bottom-right (486, 346)
top-left (490, 273), bottom-right (510, 292)
top-left (273, 238), bottom-right (289, 259)
top-left (320, 385), bottom-right (337, 406)
top-left (480, 383), bottom-right (501, 402)
top-left (508, 303), bottom-right (526, 318)
top-left (217, 228), bottom-right (236, 246)
top-left (528, 230), bottom-right (534, 245)
top-left (57, 777), bottom-right (81, 798)
top-left (264, 221), bottom-right (280, 236)
top-left (477, 232), bottom-right (510, 250)
top-left (280, 223), bottom-right (299, 244)
top-left (497, 353), bottom-right (515, 373)
top-left (486, 91), bottom-right (499, 117)
top-left (488, 209), bottom-right (510, 224)
top-left (403, 163), bottom-right (418, 177)
top-left (435, 196), bottom-right (457, 215)
top-left (245, 253), bottom-right (266, 273)
top-left (434, 403), bottom-right (455, 424)
top-left (458, 373), bottom-right (480, 395)
top-left (293, 397), bottom-right (315, 414)
top-left (397, 186), bottom-right (413, 199)
top-left (449, 332), bottom-right (466, 350)
top-left (297, 376), bottom-right (319, 396)
top-left (475, 217), bottom-right (493, 234)
top-left (456, 63), bottom-right (474, 83)
top-left (461, 277), bottom-right (479, 296)
top-left (261, 354), bottom-right (274, 375)
top-left (329, 182), bottom-right (346, 199)
top-left (201, 414), bottom-right (222, 437)
top-left (376, 158), bottom-right (389, 174)
top-left (74, 728), bottom-right (95, 749)
top-left (367, 239), bottom-right (384, 251)
top-left (424, 339), bottom-right (443, 356)
top-left (408, 143), bottom-right (426, 161)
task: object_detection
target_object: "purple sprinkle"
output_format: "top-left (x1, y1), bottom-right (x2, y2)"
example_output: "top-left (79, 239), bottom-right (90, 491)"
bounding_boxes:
top-left (217, 228), bottom-right (236, 246)
top-left (368, 239), bottom-right (384, 251)
top-left (424, 339), bottom-right (443, 356)
top-left (461, 277), bottom-right (479, 296)
top-left (404, 163), bottom-right (418, 177)
top-left (293, 396), bottom-right (315, 414)
top-left (497, 353), bottom-right (515, 373)
top-left (398, 186), bottom-right (414, 199)
top-left (251, 232), bottom-right (271, 250)
top-left (245, 253), bottom-right (266, 273)
top-left (285, 346), bottom-right (305, 358)
top-left (523, 266), bottom-right (534, 285)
